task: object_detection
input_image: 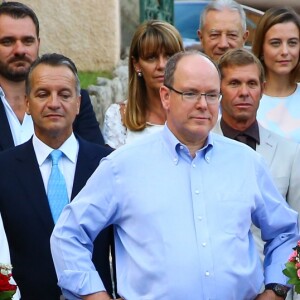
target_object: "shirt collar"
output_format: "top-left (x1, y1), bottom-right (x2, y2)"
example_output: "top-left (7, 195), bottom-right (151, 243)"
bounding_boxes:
top-left (0, 86), bottom-right (5, 98)
top-left (220, 118), bottom-right (260, 144)
top-left (33, 133), bottom-right (79, 166)
top-left (162, 123), bottom-right (214, 164)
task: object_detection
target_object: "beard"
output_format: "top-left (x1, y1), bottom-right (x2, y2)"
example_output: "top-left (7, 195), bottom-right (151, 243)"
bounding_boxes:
top-left (0, 55), bottom-right (34, 82)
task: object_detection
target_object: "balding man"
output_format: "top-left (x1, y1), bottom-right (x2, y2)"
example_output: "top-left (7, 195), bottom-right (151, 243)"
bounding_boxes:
top-left (51, 51), bottom-right (298, 300)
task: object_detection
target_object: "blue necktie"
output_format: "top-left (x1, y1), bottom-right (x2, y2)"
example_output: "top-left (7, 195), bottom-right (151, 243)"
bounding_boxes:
top-left (47, 150), bottom-right (69, 223)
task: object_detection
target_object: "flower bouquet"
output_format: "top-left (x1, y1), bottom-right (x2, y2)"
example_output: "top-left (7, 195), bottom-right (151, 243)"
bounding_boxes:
top-left (283, 241), bottom-right (300, 294)
top-left (0, 264), bottom-right (17, 300)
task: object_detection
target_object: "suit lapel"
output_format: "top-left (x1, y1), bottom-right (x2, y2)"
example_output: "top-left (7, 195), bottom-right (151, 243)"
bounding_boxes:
top-left (0, 99), bottom-right (15, 150)
top-left (256, 125), bottom-right (277, 168)
top-left (15, 140), bottom-right (54, 234)
top-left (71, 138), bottom-right (100, 200)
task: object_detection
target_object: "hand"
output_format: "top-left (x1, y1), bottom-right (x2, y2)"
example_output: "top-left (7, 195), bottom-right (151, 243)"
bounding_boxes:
top-left (255, 289), bottom-right (284, 300)
top-left (82, 291), bottom-right (112, 300)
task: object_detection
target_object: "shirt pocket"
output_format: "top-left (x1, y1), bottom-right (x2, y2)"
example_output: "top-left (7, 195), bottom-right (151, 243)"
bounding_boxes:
top-left (213, 200), bottom-right (252, 240)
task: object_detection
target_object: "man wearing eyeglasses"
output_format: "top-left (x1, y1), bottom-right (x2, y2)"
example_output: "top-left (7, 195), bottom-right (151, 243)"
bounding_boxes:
top-left (0, 53), bottom-right (116, 300)
top-left (50, 51), bottom-right (299, 300)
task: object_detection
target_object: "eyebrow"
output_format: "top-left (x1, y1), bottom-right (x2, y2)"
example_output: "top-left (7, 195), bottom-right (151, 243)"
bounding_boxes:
top-left (209, 29), bottom-right (239, 34)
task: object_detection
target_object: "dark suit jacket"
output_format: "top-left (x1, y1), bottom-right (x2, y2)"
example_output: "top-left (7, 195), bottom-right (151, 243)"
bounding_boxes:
top-left (0, 137), bottom-right (113, 300)
top-left (0, 88), bottom-right (104, 150)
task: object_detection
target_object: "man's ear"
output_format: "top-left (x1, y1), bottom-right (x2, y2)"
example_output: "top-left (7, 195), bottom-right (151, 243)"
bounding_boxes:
top-left (197, 29), bottom-right (203, 42)
top-left (76, 95), bottom-right (81, 115)
top-left (243, 30), bottom-right (249, 43)
top-left (160, 85), bottom-right (171, 110)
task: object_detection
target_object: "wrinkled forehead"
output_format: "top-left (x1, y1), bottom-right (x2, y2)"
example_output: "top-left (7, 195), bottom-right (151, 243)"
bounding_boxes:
top-left (204, 9), bottom-right (244, 32)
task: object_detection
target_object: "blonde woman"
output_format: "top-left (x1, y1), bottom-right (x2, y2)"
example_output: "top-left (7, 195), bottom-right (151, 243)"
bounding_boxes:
top-left (103, 20), bottom-right (184, 148)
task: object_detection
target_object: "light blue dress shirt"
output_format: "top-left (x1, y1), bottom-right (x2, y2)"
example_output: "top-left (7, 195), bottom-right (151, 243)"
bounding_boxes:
top-left (32, 133), bottom-right (79, 199)
top-left (51, 125), bottom-right (299, 300)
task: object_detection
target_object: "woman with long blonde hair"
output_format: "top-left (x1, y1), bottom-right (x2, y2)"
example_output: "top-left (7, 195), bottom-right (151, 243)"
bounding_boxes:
top-left (103, 20), bottom-right (184, 148)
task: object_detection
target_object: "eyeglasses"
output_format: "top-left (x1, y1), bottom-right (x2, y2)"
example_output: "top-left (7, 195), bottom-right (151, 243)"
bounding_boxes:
top-left (165, 84), bottom-right (222, 104)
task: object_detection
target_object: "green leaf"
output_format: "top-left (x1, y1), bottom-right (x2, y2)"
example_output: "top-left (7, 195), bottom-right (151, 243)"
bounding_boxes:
top-left (283, 270), bottom-right (298, 279)
top-left (0, 290), bottom-right (16, 300)
top-left (295, 284), bottom-right (300, 294)
top-left (288, 278), bottom-right (300, 285)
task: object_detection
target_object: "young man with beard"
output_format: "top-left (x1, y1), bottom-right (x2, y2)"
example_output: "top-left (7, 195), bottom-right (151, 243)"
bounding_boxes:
top-left (0, 2), bottom-right (104, 150)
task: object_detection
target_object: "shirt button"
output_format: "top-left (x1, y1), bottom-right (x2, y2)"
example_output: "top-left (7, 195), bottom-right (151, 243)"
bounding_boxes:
top-left (202, 242), bottom-right (206, 247)
top-left (180, 145), bottom-right (184, 150)
top-left (197, 216), bottom-right (202, 221)
top-left (205, 156), bottom-right (210, 162)
top-left (195, 190), bottom-right (199, 195)
top-left (192, 163), bottom-right (196, 168)
top-left (205, 271), bottom-right (210, 276)
top-left (173, 158), bottom-right (178, 164)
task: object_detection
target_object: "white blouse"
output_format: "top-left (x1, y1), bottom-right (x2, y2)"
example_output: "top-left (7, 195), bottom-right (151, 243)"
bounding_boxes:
top-left (102, 103), bottom-right (164, 149)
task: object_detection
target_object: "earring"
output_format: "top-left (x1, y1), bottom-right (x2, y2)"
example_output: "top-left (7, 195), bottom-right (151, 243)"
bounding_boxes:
top-left (137, 71), bottom-right (142, 77)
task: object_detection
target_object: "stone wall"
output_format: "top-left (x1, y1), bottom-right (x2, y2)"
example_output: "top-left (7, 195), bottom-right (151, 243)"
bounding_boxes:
top-left (88, 58), bottom-right (129, 128)
top-left (8, 0), bottom-right (120, 72)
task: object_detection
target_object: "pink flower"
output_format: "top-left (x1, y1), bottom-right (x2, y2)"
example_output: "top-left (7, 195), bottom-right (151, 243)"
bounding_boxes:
top-left (296, 262), bottom-right (300, 269)
top-left (297, 269), bottom-right (300, 279)
top-left (289, 250), bottom-right (298, 262)
top-left (297, 241), bottom-right (300, 247)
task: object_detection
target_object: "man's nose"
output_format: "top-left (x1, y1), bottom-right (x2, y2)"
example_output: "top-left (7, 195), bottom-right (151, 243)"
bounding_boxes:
top-left (218, 34), bottom-right (230, 49)
top-left (47, 94), bottom-right (61, 107)
top-left (13, 41), bottom-right (26, 55)
top-left (239, 84), bottom-right (249, 96)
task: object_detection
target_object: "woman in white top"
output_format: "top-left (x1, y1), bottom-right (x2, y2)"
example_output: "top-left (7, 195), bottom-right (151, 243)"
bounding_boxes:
top-left (252, 7), bottom-right (300, 142)
top-left (103, 20), bottom-right (184, 148)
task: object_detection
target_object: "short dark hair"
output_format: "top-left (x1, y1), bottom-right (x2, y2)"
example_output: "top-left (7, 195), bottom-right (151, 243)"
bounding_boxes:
top-left (25, 53), bottom-right (81, 96)
top-left (0, 1), bottom-right (39, 37)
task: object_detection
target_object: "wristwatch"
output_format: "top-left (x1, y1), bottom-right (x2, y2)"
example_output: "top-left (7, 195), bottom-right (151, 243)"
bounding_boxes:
top-left (265, 283), bottom-right (290, 298)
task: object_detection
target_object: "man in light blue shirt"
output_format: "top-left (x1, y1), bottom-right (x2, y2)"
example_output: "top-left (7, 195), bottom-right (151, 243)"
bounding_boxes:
top-left (51, 51), bottom-right (299, 300)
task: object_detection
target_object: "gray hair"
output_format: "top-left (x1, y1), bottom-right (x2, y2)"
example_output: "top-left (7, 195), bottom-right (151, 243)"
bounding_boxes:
top-left (26, 53), bottom-right (81, 96)
top-left (164, 50), bottom-right (220, 87)
top-left (200, 0), bottom-right (247, 32)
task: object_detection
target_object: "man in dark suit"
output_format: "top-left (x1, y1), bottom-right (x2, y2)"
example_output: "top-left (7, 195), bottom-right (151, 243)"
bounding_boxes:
top-left (0, 1), bottom-right (104, 151)
top-left (0, 53), bottom-right (114, 300)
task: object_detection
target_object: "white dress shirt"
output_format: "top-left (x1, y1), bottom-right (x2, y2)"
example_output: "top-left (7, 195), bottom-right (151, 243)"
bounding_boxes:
top-left (0, 88), bottom-right (34, 146)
